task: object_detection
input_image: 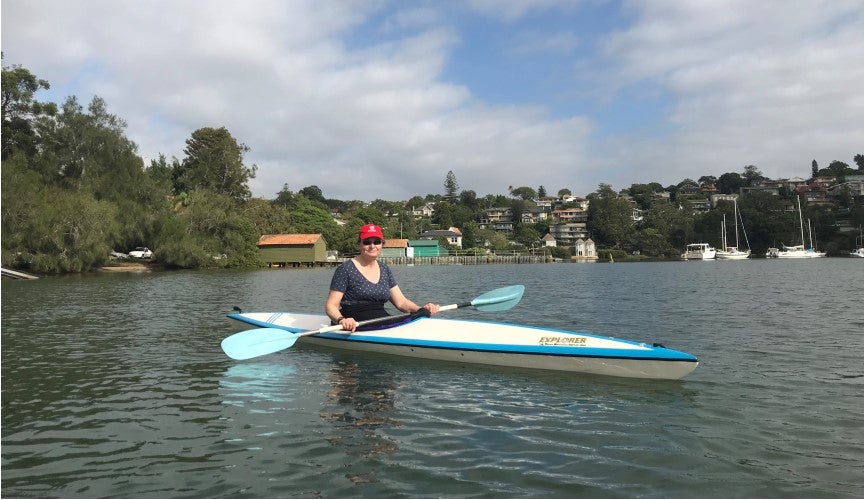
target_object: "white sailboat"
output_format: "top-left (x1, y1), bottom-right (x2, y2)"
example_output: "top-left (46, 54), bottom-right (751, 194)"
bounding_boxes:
top-left (716, 200), bottom-right (750, 260)
top-left (850, 230), bottom-right (864, 258)
top-left (770, 197), bottom-right (826, 258)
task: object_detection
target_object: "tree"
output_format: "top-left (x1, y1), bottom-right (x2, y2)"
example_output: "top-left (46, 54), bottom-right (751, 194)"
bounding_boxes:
top-left (557, 188), bottom-right (572, 197)
top-left (406, 196), bottom-right (426, 211)
top-left (1, 62), bottom-right (57, 159)
top-left (537, 185), bottom-right (547, 198)
top-left (854, 154), bottom-right (863, 172)
top-left (298, 185), bottom-right (326, 205)
top-left (587, 184), bottom-right (635, 248)
top-left (174, 127), bottom-right (257, 201)
top-left (811, 159), bottom-right (819, 178)
top-left (716, 172), bottom-right (745, 194)
top-left (444, 170), bottom-right (458, 200)
top-left (818, 160), bottom-right (858, 180)
top-left (698, 176), bottom-right (717, 187)
top-left (510, 186), bottom-right (536, 201)
top-left (458, 189), bottom-right (478, 211)
top-left (432, 201), bottom-right (455, 228)
top-left (742, 165), bottom-right (765, 185)
top-left (273, 184), bottom-right (294, 207)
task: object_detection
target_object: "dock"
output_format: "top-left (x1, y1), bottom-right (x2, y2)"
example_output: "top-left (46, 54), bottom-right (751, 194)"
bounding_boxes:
top-left (1, 267), bottom-right (39, 279)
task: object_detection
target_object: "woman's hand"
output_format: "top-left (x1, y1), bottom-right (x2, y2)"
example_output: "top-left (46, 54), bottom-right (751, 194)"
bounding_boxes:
top-left (422, 303), bottom-right (440, 315)
top-left (339, 317), bottom-right (358, 332)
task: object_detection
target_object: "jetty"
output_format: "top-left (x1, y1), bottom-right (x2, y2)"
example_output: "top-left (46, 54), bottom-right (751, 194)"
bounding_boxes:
top-left (1, 267), bottom-right (39, 279)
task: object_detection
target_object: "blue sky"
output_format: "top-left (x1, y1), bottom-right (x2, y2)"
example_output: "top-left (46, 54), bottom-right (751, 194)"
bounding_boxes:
top-left (2, 0), bottom-right (863, 201)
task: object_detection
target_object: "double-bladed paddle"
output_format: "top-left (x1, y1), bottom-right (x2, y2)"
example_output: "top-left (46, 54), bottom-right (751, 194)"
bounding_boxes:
top-left (220, 284), bottom-right (525, 360)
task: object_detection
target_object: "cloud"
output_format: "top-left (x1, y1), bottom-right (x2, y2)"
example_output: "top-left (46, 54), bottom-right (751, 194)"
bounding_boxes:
top-left (1, 0), bottom-right (862, 203)
top-left (590, 0), bottom-right (864, 187)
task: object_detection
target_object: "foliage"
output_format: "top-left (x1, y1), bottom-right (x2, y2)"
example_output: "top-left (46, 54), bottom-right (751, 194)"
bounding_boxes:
top-left (173, 127), bottom-right (257, 201)
top-left (443, 171), bottom-right (458, 200)
top-left (1, 62), bottom-right (863, 273)
top-left (587, 184), bottom-right (636, 249)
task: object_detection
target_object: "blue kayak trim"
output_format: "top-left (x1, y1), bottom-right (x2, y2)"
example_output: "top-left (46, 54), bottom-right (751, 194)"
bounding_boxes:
top-left (227, 313), bottom-right (698, 363)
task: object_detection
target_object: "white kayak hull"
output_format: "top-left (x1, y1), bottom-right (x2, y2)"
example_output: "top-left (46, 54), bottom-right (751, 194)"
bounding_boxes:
top-left (227, 312), bottom-right (699, 380)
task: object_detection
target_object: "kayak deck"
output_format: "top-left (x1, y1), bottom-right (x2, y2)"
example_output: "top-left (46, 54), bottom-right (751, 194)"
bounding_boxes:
top-left (227, 312), bottom-right (699, 380)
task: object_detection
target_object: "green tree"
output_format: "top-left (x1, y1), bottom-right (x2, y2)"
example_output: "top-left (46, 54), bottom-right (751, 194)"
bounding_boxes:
top-left (716, 172), bottom-right (745, 194)
top-left (818, 160), bottom-right (858, 180)
top-left (299, 185), bottom-right (327, 206)
top-left (444, 170), bottom-right (459, 200)
top-left (1, 62), bottom-right (57, 159)
top-left (510, 186), bottom-right (536, 201)
top-left (458, 189), bottom-right (478, 211)
top-left (742, 165), bottom-right (765, 185)
top-left (587, 184), bottom-right (635, 249)
top-left (174, 127), bottom-right (257, 201)
top-left (432, 201), bottom-right (455, 228)
top-left (641, 202), bottom-right (691, 251)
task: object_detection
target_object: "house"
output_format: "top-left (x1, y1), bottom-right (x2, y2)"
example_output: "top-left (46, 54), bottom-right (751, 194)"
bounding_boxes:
top-left (552, 208), bottom-right (587, 223)
top-left (710, 193), bottom-right (739, 207)
top-left (541, 233), bottom-right (557, 247)
top-left (408, 239), bottom-right (441, 257)
top-left (574, 238), bottom-right (597, 261)
top-left (550, 222), bottom-right (588, 246)
top-left (689, 199), bottom-right (711, 214)
top-left (411, 202), bottom-right (436, 218)
top-left (381, 239), bottom-right (409, 258)
top-left (521, 207), bottom-right (550, 224)
top-left (258, 234), bottom-right (327, 266)
top-left (419, 227), bottom-right (463, 247)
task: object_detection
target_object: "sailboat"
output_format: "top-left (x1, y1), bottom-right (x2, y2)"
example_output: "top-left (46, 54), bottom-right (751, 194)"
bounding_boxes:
top-left (850, 229), bottom-right (864, 258)
top-left (716, 200), bottom-right (750, 260)
top-left (770, 197), bottom-right (826, 258)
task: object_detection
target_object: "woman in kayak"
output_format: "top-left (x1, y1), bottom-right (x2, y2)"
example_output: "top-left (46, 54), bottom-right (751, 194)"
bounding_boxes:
top-left (326, 223), bottom-right (440, 332)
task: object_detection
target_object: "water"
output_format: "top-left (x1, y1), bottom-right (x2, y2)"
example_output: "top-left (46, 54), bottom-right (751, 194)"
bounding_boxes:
top-left (2, 260), bottom-right (863, 498)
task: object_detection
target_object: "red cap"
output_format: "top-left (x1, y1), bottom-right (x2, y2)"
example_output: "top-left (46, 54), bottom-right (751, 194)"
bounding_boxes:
top-left (359, 224), bottom-right (384, 240)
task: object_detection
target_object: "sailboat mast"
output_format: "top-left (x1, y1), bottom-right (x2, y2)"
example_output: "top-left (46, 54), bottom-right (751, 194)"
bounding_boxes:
top-left (734, 200), bottom-right (740, 248)
top-left (797, 196), bottom-right (806, 247)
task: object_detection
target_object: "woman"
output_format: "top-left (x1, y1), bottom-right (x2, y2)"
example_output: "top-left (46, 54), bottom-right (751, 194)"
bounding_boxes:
top-left (326, 224), bottom-right (440, 332)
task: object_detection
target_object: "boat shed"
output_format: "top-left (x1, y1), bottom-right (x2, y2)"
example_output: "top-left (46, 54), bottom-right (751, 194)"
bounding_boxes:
top-left (381, 239), bottom-right (410, 258)
top-left (408, 239), bottom-right (441, 257)
top-left (258, 234), bottom-right (327, 266)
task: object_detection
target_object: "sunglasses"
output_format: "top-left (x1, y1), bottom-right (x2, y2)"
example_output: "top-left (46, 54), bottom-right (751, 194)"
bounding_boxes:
top-left (361, 238), bottom-right (383, 246)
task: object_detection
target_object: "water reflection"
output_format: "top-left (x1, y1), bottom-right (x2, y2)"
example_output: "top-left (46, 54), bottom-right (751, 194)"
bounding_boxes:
top-left (320, 358), bottom-right (402, 485)
top-left (219, 362), bottom-right (297, 408)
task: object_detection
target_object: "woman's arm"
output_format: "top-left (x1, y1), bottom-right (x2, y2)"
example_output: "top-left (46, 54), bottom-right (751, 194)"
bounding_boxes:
top-left (326, 289), bottom-right (357, 331)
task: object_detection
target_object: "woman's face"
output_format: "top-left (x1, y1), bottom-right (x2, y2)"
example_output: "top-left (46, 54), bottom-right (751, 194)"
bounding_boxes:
top-left (359, 237), bottom-right (383, 258)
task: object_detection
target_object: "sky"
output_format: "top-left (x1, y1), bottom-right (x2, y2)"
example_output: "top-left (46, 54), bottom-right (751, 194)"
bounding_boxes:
top-left (2, 0), bottom-right (864, 202)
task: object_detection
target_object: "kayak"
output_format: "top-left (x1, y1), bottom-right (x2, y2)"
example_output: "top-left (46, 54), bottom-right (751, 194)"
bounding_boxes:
top-left (227, 311), bottom-right (699, 380)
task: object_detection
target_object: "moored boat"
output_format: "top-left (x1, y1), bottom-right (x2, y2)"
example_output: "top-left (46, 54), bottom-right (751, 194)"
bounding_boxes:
top-left (769, 197), bottom-right (825, 258)
top-left (682, 243), bottom-right (716, 260)
top-left (227, 312), bottom-right (699, 380)
top-left (716, 200), bottom-right (751, 260)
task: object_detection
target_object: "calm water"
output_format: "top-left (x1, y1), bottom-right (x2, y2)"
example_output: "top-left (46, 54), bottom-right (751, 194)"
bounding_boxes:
top-left (1, 260), bottom-right (863, 498)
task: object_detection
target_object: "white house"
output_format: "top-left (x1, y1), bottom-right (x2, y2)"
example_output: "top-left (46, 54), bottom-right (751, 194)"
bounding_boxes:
top-left (419, 226), bottom-right (463, 248)
top-left (574, 238), bottom-right (597, 261)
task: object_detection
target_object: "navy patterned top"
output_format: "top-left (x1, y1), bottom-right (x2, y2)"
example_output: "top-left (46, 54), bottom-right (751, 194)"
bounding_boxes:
top-left (329, 259), bottom-right (397, 320)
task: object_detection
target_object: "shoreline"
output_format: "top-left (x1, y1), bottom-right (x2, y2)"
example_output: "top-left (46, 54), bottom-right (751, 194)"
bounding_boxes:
top-left (98, 261), bottom-right (154, 272)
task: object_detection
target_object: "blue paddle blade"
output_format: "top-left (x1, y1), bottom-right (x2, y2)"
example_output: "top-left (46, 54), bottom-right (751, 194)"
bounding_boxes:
top-left (221, 328), bottom-right (301, 360)
top-left (469, 285), bottom-right (525, 312)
